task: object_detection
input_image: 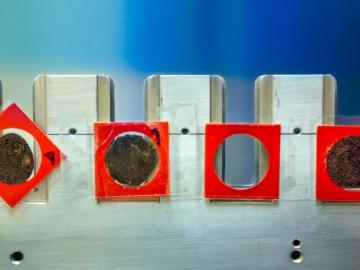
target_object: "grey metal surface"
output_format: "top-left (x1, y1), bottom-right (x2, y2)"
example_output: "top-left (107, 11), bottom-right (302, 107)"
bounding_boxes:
top-left (1, 74), bottom-right (360, 270)
top-left (255, 74), bottom-right (336, 133)
top-left (255, 74), bottom-right (336, 200)
top-left (145, 75), bottom-right (224, 198)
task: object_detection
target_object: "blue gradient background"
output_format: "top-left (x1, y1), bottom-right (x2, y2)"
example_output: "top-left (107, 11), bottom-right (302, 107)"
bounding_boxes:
top-left (0, 0), bottom-right (359, 121)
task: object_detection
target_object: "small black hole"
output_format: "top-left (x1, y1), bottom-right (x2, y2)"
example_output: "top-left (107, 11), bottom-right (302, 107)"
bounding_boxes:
top-left (293, 127), bottom-right (301, 134)
top-left (68, 128), bottom-right (77, 135)
top-left (181, 128), bottom-right (189, 135)
top-left (10, 251), bottom-right (23, 265)
top-left (290, 250), bottom-right (303, 262)
top-left (292, 239), bottom-right (301, 247)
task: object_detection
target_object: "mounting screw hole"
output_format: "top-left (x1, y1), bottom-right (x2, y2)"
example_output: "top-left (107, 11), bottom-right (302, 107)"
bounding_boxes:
top-left (290, 250), bottom-right (304, 263)
top-left (293, 127), bottom-right (302, 135)
top-left (292, 239), bottom-right (301, 248)
top-left (181, 128), bottom-right (189, 135)
top-left (10, 251), bottom-right (24, 265)
top-left (68, 128), bottom-right (77, 135)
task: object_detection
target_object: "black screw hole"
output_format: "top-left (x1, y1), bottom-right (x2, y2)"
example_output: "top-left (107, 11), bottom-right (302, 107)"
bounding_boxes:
top-left (68, 128), bottom-right (77, 135)
top-left (10, 251), bottom-right (23, 265)
top-left (33, 187), bottom-right (39, 192)
top-left (292, 239), bottom-right (301, 248)
top-left (181, 128), bottom-right (189, 135)
top-left (293, 127), bottom-right (302, 135)
top-left (290, 250), bottom-right (303, 263)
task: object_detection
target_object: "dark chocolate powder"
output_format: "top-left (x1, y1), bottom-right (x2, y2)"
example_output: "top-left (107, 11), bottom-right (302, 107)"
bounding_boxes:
top-left (105, 133), bottom-right (159, 187)
top-left (0, 133), bottom-right (34, 185)
top-left (326, 135), bottom-right (360, 188)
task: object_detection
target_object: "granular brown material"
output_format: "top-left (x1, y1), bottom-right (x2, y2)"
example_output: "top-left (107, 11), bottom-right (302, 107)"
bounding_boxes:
top-left (0, 133), bottom-right (34, 185)
top-left (326, 135), bottom-right (360, 188)
top-left (105, 133), bottom-right (159, 187)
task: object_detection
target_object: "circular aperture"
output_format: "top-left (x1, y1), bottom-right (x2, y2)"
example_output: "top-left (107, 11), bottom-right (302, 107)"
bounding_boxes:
top-left (0, 132), bottom-right (35, 185)
top-left (10, 251), bottom-right (24, 265)
top-left (181, 128), bottom-right (189, 135)
top-left (105, 132), bottom-right (159, 187)
top-left (292, 239), bottom-right (301, 248)
top-left (68, 127), bottom-right (77, 135)
top-left (293, 127), bottom-right (302, 135)
top-left (290, 250), bottom-right (304, 263)
top-left (214, 134), bottom-right (269, 189)
top-left (326, 136), bottom-right (360, 188)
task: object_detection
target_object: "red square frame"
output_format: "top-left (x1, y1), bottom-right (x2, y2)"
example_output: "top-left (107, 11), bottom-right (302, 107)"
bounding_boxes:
top-left (205, 123), bottom-right (281, 200)
top-left (94, 122), bottom-right (169, 200)
top-left (316, 125), bottom-right (360, 202)
top-left (0, 103), bottom-right (64, 207)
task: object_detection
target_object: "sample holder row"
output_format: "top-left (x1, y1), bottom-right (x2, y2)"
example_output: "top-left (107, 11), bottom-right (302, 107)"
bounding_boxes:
top-left (0, 74), bottom-right (357, 208)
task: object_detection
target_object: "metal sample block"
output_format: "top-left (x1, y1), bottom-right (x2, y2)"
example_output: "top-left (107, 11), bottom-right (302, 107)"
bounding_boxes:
top-left (256, 75), bottom-right (336, 200)
top-left (145, 75), bottom-right (225, 198)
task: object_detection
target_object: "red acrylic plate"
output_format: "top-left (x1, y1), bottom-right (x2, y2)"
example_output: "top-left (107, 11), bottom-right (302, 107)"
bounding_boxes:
top-left (94, 122), bottom-right (169, 200)
top-left (205, 123), bottom-right (281, 200)
top-left (317, 125), bottom-right (360, 202)
top-left (0, 103), bottom-right (64, 207)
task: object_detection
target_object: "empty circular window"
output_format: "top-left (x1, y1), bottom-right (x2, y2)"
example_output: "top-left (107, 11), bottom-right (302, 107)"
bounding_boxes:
top-left (326, 135), bottom-right (360, 188)
top-left (0, 129), bottom-right (39, 185)
top-left (214, 134), bottom-right (269, 189)
top-left (105, 132), bottom-right (159, 187)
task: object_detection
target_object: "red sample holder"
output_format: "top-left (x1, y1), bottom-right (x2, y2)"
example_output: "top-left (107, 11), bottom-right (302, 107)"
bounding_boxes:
top-left (205, 123), bottom-right (281, 201)
top-left (317, 125), bottom-right (360, 202)
top-left (94, 122), bottom-right (169, 200)
top-left (0, 103), bottom-right (64, 207)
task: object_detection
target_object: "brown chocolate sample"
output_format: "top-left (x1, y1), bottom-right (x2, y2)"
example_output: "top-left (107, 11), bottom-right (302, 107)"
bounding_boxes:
top-left (105, 133), bottom-right (159, 187)
top-left (326, 135), bottom-right (360, 188)
top-left (0, 133), bottom-right (34, 185)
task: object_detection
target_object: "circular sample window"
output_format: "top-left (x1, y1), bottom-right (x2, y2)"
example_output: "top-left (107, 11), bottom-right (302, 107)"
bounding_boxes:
top-left (105, 132), bottom-right (159, 187)
top-left (326, 135), bottom-right (360, 188)
top-left (0, 133), bottom-right (34, 185)
top-left (214, 134), bottom-right (269, 189)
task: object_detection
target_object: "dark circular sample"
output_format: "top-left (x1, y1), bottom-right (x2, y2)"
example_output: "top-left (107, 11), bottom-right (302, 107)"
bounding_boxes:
top-left (0, 133), bottom-right (34, 185)
top-left (326, 136), bottom-right (360, 188)
top-left (105, 133), bottom-right (159, 187)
